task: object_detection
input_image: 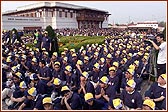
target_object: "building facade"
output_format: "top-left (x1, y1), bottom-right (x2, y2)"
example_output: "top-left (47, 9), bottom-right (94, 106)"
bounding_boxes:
top-left (2, 2), bottom-right (110, 30)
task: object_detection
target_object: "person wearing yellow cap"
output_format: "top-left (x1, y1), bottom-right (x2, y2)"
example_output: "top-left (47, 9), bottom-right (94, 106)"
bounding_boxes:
top-left (145, 74), bottom-right (166, 110)
top-left (49, 52), bottom-right (59, 69)
top-left (78, 71), bottom-right (95, 101)
top-left (83, 56), bottom-right (91, 72)
top-left (120, 79), bottom-right (143, 110)
top-left (108, 66), bottom-right (119, 92)
top-left (41, 30), bottom-right (52, 53)
top-left (83, 93), bottom-right (105, 110)
top-left (47, 61), bottom-right (63, 87)
top-left (98, 57), bottom-right (107, 76)
top-left (8, 81), bottom-right (27, 109)
top-left (60, 85), bottom-right (82, 110)
top-left (95, 76), bottom-right (116, 109)
top-left (142, 99), bottom-right (155, 110)
top-left (90, 63), bottom-right (102, 83)
top-left (108, 98), bottom-right (125, 110)
top-left (42, 97), bottom-right (53, 110)
top-left (18, 87), bottom-right (44, 110)
top-left (37, 60), bottom-right (52, 94)
top-left (64, 65), bottom-right (78, 91)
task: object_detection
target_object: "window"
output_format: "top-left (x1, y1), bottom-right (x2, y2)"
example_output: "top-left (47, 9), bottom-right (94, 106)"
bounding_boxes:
top-left (59, 11), bottom-right (62, 17)
top-left (65, 12), bottom-right (67, 18)
top-left (70, 12), bottom-right (73, 18)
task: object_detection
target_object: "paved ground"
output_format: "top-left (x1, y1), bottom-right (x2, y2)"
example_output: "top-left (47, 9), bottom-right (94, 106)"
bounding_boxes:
top-left (2, 79), bottom-right (153, 110)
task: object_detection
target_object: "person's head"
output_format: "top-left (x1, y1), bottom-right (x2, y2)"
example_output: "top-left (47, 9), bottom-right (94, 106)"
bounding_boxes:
top-left (54, 62), bottom-right (61, 71)
top-left (109, 98), bottom-right (123, 110)
top-left (80, 71), bottom-right (89, 82)
top-left (52, 52), bottom-right (58, 60)
top-left (63, 57), bottom-right (68, 64)
top-left (156, 33), bottom-right (165, 43)
top-left (142, 99), bottom-right (155, 110)
top-left (61, 86), bottom-right (72, 97)
top-left (99, 76), bottom-right (109, 88)
top-left (27, 87), bottom-right (37, 100)
top-left (99, 58), bottom-right (105, 65)
top-left (13, 72), bottom-right (22, 83)
top-left (31, 58), bottom-right (38, 65)
top-left (109, 66), bottom-right (116, 76)
top-left (157, 74), bottom-right (166, 85)
top-left (19, 81), bottom-right (27, 92)
top-left (39, 60), bottom-right (46, 68)
top-left (93, 63), bottom-right (100, 72)
top-left (43, 97), bottom-right (53, 110)
top-left (84, 93), bottom-right (94, 106)
top-left (125, 79), bottom-right (136, 92)
top-left (64, 65), bottom-right (72, 75)
top-left (44, 31), bottom-right (48, 36)
top-left (53, 78), bottom-right (62, 88)
top-left (125, 69), bottom-right (134, 79)
top-left (84, 56), bottom-right (89, 64)
top-left (30, 73), bottom-right (39, 83)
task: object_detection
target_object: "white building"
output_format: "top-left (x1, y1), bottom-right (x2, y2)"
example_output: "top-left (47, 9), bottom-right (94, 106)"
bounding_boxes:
top-left (2, 2), bottom-right (110, 30)
top-left (128, 21), bottom-right (158, 30)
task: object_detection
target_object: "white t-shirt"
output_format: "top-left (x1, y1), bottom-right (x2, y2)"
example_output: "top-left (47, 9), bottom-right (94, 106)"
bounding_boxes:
top-left (157, 42), bottom-right (167, 64)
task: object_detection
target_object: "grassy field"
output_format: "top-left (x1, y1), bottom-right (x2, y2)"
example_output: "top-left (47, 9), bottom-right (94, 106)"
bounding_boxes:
top-left (58, 36), bottom-right (105, 53)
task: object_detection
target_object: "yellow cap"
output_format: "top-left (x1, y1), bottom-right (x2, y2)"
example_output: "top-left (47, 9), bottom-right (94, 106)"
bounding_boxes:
top-left (53, 52), bottom-right (58, 57)
top-left (82, 71), bottom-right (89, 79)
top-left (100, 58), bottom-right (105, 63)
top-left (107, 54), bottom-right (112, 58)
top-left (6, 57), bottom-right (12, 62)
top-left (64, 48), bottom-right (68, 51)
top-left (134, 60), bottom-right (139, 66)
top-left (129, 64), bottom-right (135, 70)
top-left (113, 98), bottom-right (123, 109)
top-left (43, 97), bottom-right (52, 104)
top-left (54, 61), bottom-right (60, 66)
top-left (72, 53), bottom-right (77, 57)
top-left (123, 50), bottom-right (126, 54)
top-left (77, 60), bottom-right (83, 65)
top-left (63, 57), bottom-right (68, 62)
top-left (128, 53), bottom-right (133, 57)
top-left (26, 46), bottom-right (29, 50)
top-left (138, 52), bottom-right (142, 56)
top-left (70, 49), bottom-right (75, 52)
top-left (19, 81), bottom-right (27, 88)
top-left (123, 58), bottom-right (127, 62)
top-left (84, 56), bottom-right (89, 61)
top-left (35, 48), bottom-right (39, 52)
top-left (43, 52), bottom-right (48, 55)
top-left (44, 31), bottom-right (48, 34)
top-left (53, 78), bottom-right (61, 86)
top-left (143, 56), bottom-right (148, 60)
top-left (100, 76), bottom-right (109, 84)
top-left (116, 51), bottom-right (120, 55)
top-left (127, 69), bottom-right (134, 75)
top-left (94, 52), bottom-right (99, 56)
top-left (160, 74), bottom-right (166, 81)
top-left (140, 48), bottom-right (144, 51)
top-left (94, 63), bottom-right (100, 69)
top-left (32, 58), bottom-right (37, 62)
top-left (28, 87), bottom-right (37, 96)
top-left (143, 99), bottom-right (155, 110)
top-left (113, 62), bottom-right (119, 67)
top-left (84, 93), bottom-right (94, 102)
top-left (109, 66), bottom-right (116, 71)
top-left (15, 72), bottom-right (22, 79)
top-left (61, 52), bottom-right (66, 55)
top-left (127, 79), bottom-right (136, 88)
top-left (11, 66), bottom-right (17, 72)
top-left (21, 55), bottom-right (26, 59)
top-left (144, 53), bottom-right (149, 56)
top-left (61, 86), bottom-right (70, 92)
top-left (42, 48), bottom-right (46, 51)
top-left (65, 65), bottom-right (72, 72)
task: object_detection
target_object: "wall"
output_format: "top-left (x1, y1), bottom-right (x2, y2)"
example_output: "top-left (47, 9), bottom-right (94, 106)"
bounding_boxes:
top-left (2, 16), bottom-right (44, 30)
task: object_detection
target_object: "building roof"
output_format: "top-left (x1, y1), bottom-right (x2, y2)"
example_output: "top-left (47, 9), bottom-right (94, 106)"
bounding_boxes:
top-left (3, 2), bottom-right (109, 15)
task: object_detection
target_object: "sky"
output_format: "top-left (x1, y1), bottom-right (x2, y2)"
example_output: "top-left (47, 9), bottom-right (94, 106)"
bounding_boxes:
top-left (1, 1), bottom-right (167, 24)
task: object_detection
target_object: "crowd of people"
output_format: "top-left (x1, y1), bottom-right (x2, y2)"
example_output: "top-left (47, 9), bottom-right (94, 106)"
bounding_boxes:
top-left (2, 28), bottom-right (166, 110)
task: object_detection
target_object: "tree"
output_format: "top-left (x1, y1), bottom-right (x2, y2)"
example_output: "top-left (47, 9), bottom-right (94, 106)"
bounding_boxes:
top-left (158, 21), bottom-right (166, 27)
top-left (45, 25), bottom-right (59, 54)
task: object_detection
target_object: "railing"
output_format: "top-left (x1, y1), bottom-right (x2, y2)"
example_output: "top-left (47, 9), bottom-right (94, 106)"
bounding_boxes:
top-left (76, 15), bottom-right (104, 21)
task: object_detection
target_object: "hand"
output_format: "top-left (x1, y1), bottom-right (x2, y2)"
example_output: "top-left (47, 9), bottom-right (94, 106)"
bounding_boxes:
top-left (47, 82), bottom-right (52, 86)
top-left (101, 88), bottom-right (105, 96)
